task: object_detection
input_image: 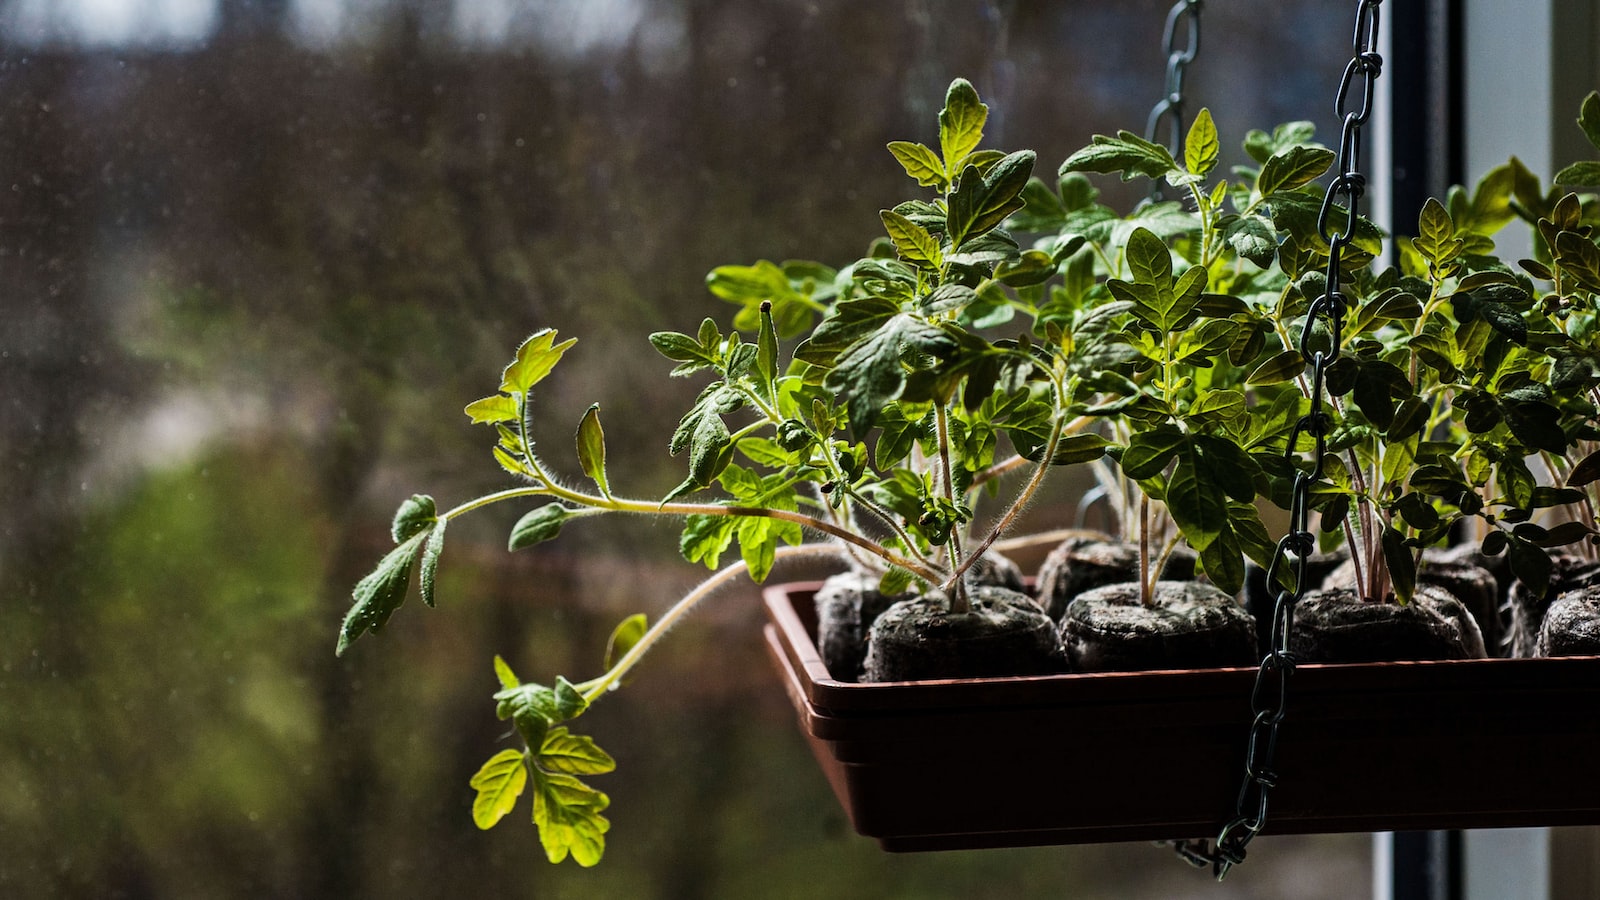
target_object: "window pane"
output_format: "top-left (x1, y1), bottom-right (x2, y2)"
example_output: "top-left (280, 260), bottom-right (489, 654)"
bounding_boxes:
top-left (1, 2), bottom-right (1368, 897)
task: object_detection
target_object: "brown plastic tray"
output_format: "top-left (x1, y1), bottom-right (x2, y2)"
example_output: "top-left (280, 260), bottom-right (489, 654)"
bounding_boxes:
top-left (761, 583), bottom-right (1600, 852)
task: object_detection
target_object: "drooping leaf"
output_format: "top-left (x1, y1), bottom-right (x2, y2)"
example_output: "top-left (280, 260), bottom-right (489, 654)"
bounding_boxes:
top-left (392, 494), bottom-right (437, 542)
top-left (1248, 349), bottom-right (1306, 385)
top-left (1380, 526), bottom-right (1416, 604)
top-left (509, 504), bottom-right (573, 551)
top-left (1507, 537), bottom-right (1553, 601)
top-left (337, 529), bottom-right (430, 655)
top-left (419, 516), bottom-right (447, 608)
top-left (469, 749), bottom-right (529, 830)
top-left (1568, 449), bottom-right (1600, 487)
top-left (1165, 459), bottom-right (1229, 550)
top-left (530, 769), bottom-right (610, 867)
top-left (680, 513), bottom-right (736, 569)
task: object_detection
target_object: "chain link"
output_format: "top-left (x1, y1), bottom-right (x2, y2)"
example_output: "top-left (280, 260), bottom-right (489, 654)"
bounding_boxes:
top-left (1143, 0), bottom-right (1202, 200)
top-left (1170, 0), bottom-right (1379, 880)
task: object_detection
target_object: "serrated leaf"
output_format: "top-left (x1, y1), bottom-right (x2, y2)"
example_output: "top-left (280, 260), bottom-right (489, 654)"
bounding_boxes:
top-left (1185, 108), bottom-right (1220, 179)
top-left (947, 151), bottom-right (1035, 248)
top-left (887, 140), bottom-right (946, 188)
top-left (1257, 146), bottom-right (1335, 196)
top-left (823, 314), bottom-right (957, 435)
top-left (680, 513), bottom-right (736, 569)
top-left (540, 727), bottom-right (617, 776)
top-left (501, 330), bottom-right (578, 395)
top-left (531, 769), bottom-right (610, 867)
top-left (465, 394), bottom-right (519, 425)
top-left (938, 78), bottom-right (988, 172)
top-left (509, 504), bottom-right (573, 551)
top-left (419, 516), bottom-right (446, 608)
top-left (337, 529), bottom-right (429, 655)
top-left (470, 749), bottom-right (528, 830)
top-left (880, 209), bottom-right (943, 268)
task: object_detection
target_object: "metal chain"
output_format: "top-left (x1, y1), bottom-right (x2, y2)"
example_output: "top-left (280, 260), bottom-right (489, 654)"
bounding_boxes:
top-left (1143, 0), bottom-right (1202, 200)
top-left (1170, 0), bottom-right (1380, 880)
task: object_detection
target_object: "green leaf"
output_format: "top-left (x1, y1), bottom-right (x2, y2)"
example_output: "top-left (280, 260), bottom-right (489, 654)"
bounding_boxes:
top-left (1223, 215), bottom-right (1278, 268)
top-left (1199, 528), bottom-right (1246, 595)
top-left (495, 677), bottom-right (589, 732)
top-left (1381, 526), bottom-right (1415, 604)
top-left (880, 209), bottom-right (943, 268)
top-left (337, 529), bottom-right (430, 656)
top-left (938, 78), bottom-right (988, 172)
top-left (419, 516), bottom-right (446, 608)
top-left (470, 749), bottom-right (528, 830)
top-left (1555, 160), bottom-right (1600, 186)
top-left (680, 514), bottom-right (736, 569)
top-left (824, 314), bottom-right (957, 435)
top-left (947, 151), bottom-right (1036, 248)
top-left (1248, 349), bottom-right (1306, 385)
top-left (1568, 449), bottom-right (1600, 487)
top-left (1165, 459), bottom-right (1228, 550)
top-left (1507, 537), bottom-right (1553, 601)
top-left (575, 404), bottom-right (610, 497)
top-left (757, 302), bottom-right (779, 393)
top-left (465, 394), bottom-right (519, 425)
top-left (1257, 146), bottom-right (1335, 196)
top-left (887, 140), bottom-right (946, 188)
top-left (670, 383), bottom-right (741, 486)
top-left (1059, 131), bottom-right (1178, 182)
top-left (1019, 432), bottom-right (1109, 466)
top-left (540, 727), bottom-right (617, 776)
top-left (391, 494), bottom-right (437, 542)
top-left (603, 614), bottom-right (648, 672)
top-left (1186, 390), bottom-right (1247, 428)
top-left (509, 504), bottom-right (573, 551)
top-left (1243, 120), bottom-right (1318, 165)
top-left (1184, 108), bottom-right (1220, 179)
top-left (1579, 91), bottom-right (1600, 150)
top-left (1120, 425), bottom-right (1186, 479)
top-left (530, 769), bottom-right (610, 867)
top-left (501, 329), bottom-right (578, 395)
top-left (493, 655), bottom-right (520, 690)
